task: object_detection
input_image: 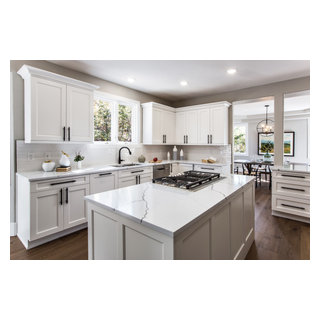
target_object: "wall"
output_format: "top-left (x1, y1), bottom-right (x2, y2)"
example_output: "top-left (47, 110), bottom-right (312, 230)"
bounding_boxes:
top-left (173, 76), bottom-right (310, 166)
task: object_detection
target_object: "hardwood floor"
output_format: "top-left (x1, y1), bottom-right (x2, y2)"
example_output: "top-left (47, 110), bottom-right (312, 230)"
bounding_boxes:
top-left (10, 181), bottom-right (310, 260)
top-left (246, 181), bottom-right (310, 260)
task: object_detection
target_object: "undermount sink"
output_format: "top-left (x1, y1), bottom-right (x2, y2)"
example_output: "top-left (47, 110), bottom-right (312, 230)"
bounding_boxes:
top-left (111, 163), bottom-right (142, 167)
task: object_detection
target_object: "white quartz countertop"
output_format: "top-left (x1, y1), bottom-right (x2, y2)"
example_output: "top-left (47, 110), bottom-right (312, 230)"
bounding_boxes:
top-left (85, 174), bottom-right (254, 237)
top-left (16, 160), bottom-right (230, 182)
top-left (273, 163), bottom-right (310, 173)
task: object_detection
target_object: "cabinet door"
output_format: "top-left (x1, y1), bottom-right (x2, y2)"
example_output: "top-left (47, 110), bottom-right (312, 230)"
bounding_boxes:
top-left (230, 193), bottom-right (244, 259)
top-left (176, 112), bottom-right (186, 144)
top-left (162, 110), bottom-right (176, 144)
top-left (66, 85), bottom-right (93, 142)
top-left (152, 108), bottom-right (163, 144)
top-left (90, 172), bottom-right (117, 194)
top-left (30, 77), bottom-right (66, 142)
top-left (64, 184), bottom-right (89, 229)
top-left (119, 176), bottom-right (137, 188)
top-left (210, 107), bottom-right (228, 144)
top-left (197, 108), bottom-right (210, 144)
top-left (139, 173), bottom-right (152, 184)
top-left (186, 110), bottom-right (198, 144)
top-left (30, 189), bottom-right (64, 240)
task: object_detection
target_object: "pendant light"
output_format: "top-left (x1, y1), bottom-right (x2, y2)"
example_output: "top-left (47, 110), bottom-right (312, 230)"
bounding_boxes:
top-left (256, 105), bottom-right (274, 136)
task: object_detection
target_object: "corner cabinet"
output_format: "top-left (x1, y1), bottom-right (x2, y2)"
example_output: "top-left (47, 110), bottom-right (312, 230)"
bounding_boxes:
top-left (17, 65), bottom-right (99, 143)
top-left (142, 102), bottom-right (176, 144)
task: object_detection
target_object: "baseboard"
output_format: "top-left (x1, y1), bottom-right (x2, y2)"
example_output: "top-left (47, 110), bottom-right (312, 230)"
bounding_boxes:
top-left (10, 222), bottom-right (17, 236)
top-left (272, 211), bottom-right (310, 224)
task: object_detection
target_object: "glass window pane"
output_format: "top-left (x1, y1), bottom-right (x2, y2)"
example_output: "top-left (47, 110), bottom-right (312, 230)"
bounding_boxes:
top-left (118, 104), bottom-right (132, 142)
top-left (234, 125), bottom-right (247, 154)
top-left (94, 99), bottom-right (111, 141)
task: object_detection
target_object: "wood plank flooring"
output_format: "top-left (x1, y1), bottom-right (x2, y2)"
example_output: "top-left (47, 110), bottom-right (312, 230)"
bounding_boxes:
top-left (10, 181), bottom-right (310, 260)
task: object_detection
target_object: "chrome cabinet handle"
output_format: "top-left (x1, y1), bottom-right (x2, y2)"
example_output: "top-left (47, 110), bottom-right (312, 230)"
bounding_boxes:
top-left (281, 203), bottom-right (305, 210)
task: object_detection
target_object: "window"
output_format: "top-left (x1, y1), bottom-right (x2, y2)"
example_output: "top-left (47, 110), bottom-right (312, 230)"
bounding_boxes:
top-left (93, 92), bottom-right (140, 143)
top-left (234, 123), bottom-right (248, 155)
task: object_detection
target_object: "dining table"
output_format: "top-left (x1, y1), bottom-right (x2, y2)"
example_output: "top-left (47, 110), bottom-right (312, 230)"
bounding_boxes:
top-left (234, 159), bottom-right (274, 175)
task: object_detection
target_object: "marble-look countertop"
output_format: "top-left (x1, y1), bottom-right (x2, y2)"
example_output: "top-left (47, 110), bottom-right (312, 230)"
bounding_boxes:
top-left (273, 163), bottom-right (310, 174)
top-left (16, 160), bottom-right (230, 182)
top-left (85, 174), bottom-right (254, 237)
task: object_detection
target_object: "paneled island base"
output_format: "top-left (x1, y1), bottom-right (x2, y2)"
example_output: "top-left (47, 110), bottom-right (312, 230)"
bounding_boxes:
top-left (86, 176), bottom-right (255, 260)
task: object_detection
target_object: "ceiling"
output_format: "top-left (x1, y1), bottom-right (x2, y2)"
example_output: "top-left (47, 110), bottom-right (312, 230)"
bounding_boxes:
top-left (48, 60), bottom-right (310, 102)
top-left (233, 92), bottom-right (310, 118)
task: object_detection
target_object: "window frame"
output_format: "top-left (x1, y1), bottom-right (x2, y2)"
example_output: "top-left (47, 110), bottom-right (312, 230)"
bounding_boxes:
top-left (233, 122), bottom-right (249, 156)
top-left (93, 91), bottom-right (140, 144)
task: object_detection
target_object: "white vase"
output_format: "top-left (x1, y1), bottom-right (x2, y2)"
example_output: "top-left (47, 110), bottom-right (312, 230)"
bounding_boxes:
top-left (59, 154), bottom-right (70, 167)
top-left (77, 161), bottom-right (82, 169)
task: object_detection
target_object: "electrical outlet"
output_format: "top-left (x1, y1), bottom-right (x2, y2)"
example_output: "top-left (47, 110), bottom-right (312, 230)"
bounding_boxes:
top-left (44, 152), bottom-right (51, 159)
top-left (28, 152), bottom-right (35, 161)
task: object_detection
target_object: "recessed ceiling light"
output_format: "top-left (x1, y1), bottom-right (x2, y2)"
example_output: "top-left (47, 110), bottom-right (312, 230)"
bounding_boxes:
top-left (227, 68), bottom-right (237, 75)
top-left (180, 80), bottom-right (188, 86)
top-left (127, 77), bottom-right (135, 83)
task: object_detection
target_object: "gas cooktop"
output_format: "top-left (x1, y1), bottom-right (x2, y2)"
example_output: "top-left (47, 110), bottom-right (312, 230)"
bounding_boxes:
top-left (152, 171), bottom-right (221, 190)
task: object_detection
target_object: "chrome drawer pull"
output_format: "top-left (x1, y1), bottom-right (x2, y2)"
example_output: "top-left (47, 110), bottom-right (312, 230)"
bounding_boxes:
top-left (50, 180), bottom-right (76, 186)
top-left (281, 174), bottom-right (305, 179)
top-left (281, 186), bottom-right (305, 192)
top-left (281, 203), bottom-right (305, 210)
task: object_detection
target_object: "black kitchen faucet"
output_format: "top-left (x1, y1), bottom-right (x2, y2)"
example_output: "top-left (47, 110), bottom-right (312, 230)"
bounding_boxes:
top-left (118, 147), bottom-right (132, 164)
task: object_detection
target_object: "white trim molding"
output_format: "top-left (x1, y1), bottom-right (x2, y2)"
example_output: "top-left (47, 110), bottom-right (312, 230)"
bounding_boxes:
top-left (11, 222), bottom-right (17, 236)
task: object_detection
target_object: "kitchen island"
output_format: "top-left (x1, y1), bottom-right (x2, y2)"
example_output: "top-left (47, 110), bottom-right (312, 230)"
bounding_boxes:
top-left (85, 175), bottom-right (255, 260)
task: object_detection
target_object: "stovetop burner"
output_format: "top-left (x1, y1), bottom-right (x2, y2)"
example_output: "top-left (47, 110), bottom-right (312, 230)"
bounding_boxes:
top-left (152, 171), bottom-right (221, 190)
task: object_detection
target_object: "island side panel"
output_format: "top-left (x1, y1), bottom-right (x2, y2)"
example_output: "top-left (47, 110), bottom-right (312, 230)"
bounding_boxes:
top-left (174, 180), bottom-right (255, 260)
top-left (87, 202), bottom-right (174, 260)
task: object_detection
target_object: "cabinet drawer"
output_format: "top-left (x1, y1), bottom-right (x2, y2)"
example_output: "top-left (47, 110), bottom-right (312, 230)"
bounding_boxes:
top-left (118, 166), bottom-right (152, 178)
top-left (90, 171), bottom-right (118, 194)
top-left (31, 175), bottom-right (89, 192)
top-left (272, 194), bottom-right (310, 218)
top-left (194, 164), bottom-right (223, 173)
top-left (272, 180), bottom-right (309, 199)
top-left (273, 171), bottom-right (310, 183)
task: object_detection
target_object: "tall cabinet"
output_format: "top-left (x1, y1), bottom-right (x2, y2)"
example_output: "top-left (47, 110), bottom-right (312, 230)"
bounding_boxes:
top-left (17, 65), bottom-right (99, 143)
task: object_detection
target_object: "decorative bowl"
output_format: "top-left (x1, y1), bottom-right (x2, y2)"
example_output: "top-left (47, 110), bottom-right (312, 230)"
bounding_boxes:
top-left (42, 161), bottom-right (56, 172)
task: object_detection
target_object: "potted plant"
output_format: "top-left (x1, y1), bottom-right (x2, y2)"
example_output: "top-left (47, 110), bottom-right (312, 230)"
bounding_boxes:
top-left (74, 152), bottom-right (85, 169)
top-left (260, 142), bottom-right (273, 162)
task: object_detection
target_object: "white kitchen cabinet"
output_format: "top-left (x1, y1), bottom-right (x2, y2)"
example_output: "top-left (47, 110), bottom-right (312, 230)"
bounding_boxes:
top-left (30, 188), bottom-right (64, 240)
top-left (194, 164), bottom-right (230, 175)
top-left (142, 102), bottom-right (176, 144)
top-left (17, 65), bottom-right (99, 143)
top-left (17, 174), bottom-right (89, 248)
top-left (118, 167), bottom-right (153, 188)
top-left (90, 171), bottom-right (118, 194)
top-left (197, 105), bottom-right (229, 145)
top-left (175, 110), bottom-right (198, 144)
top-left (64, 184), bottom-right (89, 229)
top-left (66, 85), bottom-right (94, 142)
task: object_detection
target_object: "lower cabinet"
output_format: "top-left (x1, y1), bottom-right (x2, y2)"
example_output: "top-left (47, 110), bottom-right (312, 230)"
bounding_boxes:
top-left (89, 171), bottom-right (117, 194)
top-left (17, 174), bottom-right (89, 248)
top-left (118, 167), bottom-right (153, 188)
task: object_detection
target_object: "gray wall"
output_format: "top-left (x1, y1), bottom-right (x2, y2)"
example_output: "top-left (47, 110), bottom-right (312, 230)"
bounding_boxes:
top-left (173, 77), bottom-right (310, 166)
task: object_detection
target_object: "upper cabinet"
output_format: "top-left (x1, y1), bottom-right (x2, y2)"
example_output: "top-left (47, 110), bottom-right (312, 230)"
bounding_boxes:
top-left (17, 65), bottom-right (99, 143)
top-left (142, 101), bottom-right (230, 145)
top-left (142, 102), bottom-right (176, 144)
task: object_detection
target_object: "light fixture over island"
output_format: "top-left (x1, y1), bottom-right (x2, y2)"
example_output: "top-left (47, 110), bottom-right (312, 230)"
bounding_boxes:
top-left (85, 175), bottom-right (255, 260)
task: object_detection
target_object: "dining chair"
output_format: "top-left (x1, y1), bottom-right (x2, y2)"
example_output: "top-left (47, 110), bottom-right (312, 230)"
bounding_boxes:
top-left (242, 163), bottom-right (261, 187)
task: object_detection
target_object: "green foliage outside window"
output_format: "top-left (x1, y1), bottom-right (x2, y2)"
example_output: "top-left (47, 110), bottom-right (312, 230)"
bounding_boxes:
top-left (118, 104), bottom-right (132, 142)
top-left (234, 126), bottom-right (246, 153)
top-left (94, 99), bottom-right (111, 141)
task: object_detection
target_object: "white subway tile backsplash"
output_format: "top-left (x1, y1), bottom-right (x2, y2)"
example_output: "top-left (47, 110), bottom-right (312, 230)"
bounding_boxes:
top-left (16, 140), bottom-right (231, 172)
